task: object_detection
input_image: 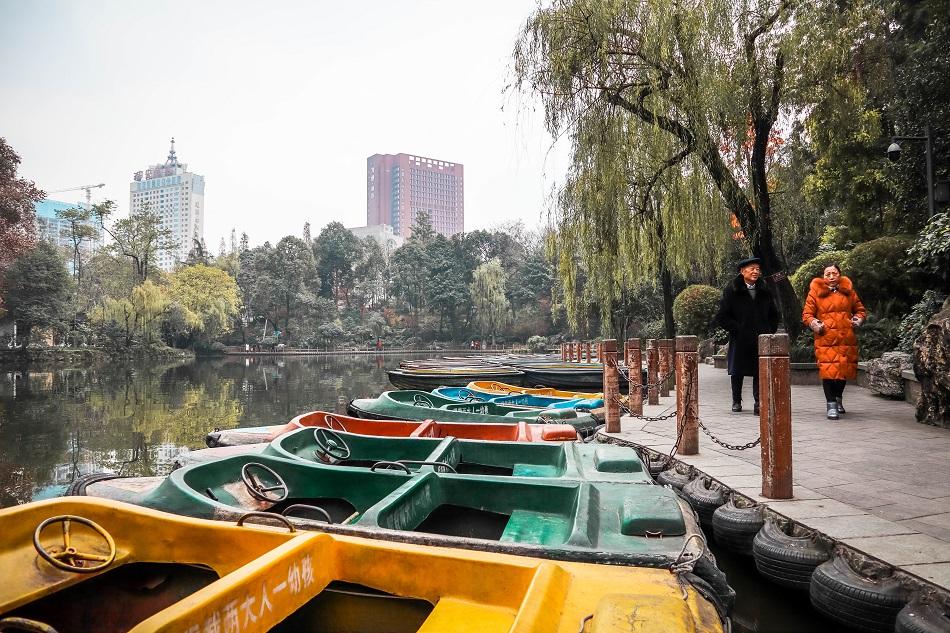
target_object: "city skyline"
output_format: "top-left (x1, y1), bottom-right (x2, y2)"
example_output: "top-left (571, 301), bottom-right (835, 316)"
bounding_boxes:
top-left (0, 1), bottom-right (566, 250)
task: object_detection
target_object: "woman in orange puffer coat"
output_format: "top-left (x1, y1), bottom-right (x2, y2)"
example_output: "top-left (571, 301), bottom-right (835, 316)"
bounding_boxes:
top-left (802, 264), bottom-right (867, 420)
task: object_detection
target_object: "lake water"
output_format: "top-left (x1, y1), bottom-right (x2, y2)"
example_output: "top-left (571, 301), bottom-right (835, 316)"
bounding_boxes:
top-left (0, 353), bottom-right (837, 632)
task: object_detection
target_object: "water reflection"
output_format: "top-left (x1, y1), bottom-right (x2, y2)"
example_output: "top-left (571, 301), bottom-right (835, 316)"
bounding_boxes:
top-left (0, 354), bottom-right (411, 507)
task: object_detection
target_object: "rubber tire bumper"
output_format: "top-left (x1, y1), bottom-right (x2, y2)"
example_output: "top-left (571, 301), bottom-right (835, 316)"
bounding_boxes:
top-left (895, 598), bottom-right (950, 633)
top-left (66, 472), bottom-right (120, 496)
top-left (752, 520), bottom-right (830, 591)
top-left (712, 498), bottom-right (764, 557)
top-left (682, 477), bottom-right (726, 529)
top-left (656, 467), bottom-right (692, 490)
top-left (810, 555), bottom-right (906, 633)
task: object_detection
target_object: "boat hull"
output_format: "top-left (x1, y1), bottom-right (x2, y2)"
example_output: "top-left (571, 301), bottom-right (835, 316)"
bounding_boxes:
top-left (387, 368), bottom-right (525, 390)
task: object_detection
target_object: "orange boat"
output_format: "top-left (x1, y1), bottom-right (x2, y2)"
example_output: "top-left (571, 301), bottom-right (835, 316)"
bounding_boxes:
top-left (204, 410), bottom-right (578, 448)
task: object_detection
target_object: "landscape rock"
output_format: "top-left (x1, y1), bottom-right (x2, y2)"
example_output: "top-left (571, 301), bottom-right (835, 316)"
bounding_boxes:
top-left (864, 351), bottom-right (913, 398)
top-left (913, 298), bottom-right (950, 428)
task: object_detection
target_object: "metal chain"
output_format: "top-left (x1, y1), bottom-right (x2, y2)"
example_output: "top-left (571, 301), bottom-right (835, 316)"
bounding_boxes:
top-left (695, 418), bottom-right (761, 451)
top-left (609, 357), bottom-right (673, 390)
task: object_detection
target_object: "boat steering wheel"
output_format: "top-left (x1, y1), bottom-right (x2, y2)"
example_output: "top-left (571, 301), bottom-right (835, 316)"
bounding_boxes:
top-left (33, 515), bottom-right (117, 573)
top-left (313, 428), bottom-right (351, 461)
top-left (323, 414), bottom-right (347, 433)
top-left (241, 462), bottom-right (289, 502)
top-left (412, 394), bottom-right (435, 408)
top-left (456, 389), bottom-right (479, 402)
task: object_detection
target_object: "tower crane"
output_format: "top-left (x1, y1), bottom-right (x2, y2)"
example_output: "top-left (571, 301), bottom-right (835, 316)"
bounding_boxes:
top-left (47, 183), bottom-right (105, 206)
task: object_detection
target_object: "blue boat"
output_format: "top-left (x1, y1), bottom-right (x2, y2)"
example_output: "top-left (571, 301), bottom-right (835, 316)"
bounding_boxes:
top-left (433, 387), bottom-right (603, 410)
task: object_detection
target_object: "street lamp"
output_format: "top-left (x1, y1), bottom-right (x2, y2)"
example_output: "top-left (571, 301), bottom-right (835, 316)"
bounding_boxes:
top-left (887, 124), bottom-right (936, 216)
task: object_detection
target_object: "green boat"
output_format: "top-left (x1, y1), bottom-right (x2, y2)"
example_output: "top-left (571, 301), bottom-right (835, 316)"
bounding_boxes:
top-left (265, 427), bottom-right (653, 483)
top-left (348, 390), bottom-right (601, 437)
top-left (74, 453), bottom-right (704, 568)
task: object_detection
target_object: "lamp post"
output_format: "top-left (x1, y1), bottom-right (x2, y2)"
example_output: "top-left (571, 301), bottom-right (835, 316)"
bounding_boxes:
top-left (887, 124), bottom-right (936, 216)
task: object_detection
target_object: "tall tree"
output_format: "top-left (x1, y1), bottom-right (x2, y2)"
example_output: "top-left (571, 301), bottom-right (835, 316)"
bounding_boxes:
top-left (94, 201), bottom-right (176, 282)
top-left (274, 236), bottom-right (317, 333)
top-left (4, 241), bottom-right (72, 345)
top-left (513, 0), bottom-right (856, 336)
top-left (55, 205), bottom-right (98, 287)
top-left (314, 222), bottom-right (362, 305)
top-left (0, 138), bottom-right (42, 284)
top-left (168, 264), bottom-right (241, 345)
top-left (471, 258), bottom-right (511, 346)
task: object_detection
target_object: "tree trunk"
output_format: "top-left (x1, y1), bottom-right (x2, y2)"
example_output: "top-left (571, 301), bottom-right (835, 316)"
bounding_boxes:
top-left (660, 265), bottom-right (676, 338)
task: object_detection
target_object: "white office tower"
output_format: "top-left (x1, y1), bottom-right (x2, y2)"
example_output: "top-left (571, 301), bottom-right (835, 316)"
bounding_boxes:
top-left (129, 139), bottom-right (205, 271)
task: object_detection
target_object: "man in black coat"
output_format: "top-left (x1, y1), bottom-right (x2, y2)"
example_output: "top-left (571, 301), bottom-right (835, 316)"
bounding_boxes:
top-left (714, 257), bottom-right (781, 414)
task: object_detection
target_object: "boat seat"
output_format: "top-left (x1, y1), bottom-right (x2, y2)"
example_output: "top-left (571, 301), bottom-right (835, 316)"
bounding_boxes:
top-left (593, 447), bottom-right (644, 473)
top-left (619, 493), bottom-right (686, 537)
top-left (511, 464), bottom-right (561, 478)
top-left (500, 509), bottom-right (571, 546)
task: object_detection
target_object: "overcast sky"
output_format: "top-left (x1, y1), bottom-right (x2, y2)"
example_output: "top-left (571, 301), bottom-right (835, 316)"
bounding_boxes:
top-left (1, 0), bottom-right (566, 249)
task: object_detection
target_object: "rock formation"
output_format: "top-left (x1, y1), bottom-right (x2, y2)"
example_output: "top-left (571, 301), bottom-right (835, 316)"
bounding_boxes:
top-left (864, 352), bottom-right (914, 398)
top-left (913, 297), bottom-right (950, 428)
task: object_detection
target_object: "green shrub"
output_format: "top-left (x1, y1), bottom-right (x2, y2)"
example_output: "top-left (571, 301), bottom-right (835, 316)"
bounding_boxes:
top-left (789, 250), bottom-right (851, 301)
top-left (897, 290), bottom-right (947, 352)
top-left (526, 335), bottom-right (548, 352)
top-left (672, 285), bottom-right (721, 337)
top-left (843, 236), bottom-right (925, 316)
top-left (639, 319), bottom-right (666, 340)
top-left (856, 315), bottom-right (900, 360)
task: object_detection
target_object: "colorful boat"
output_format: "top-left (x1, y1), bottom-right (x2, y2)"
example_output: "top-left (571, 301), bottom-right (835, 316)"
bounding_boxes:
top-left (467, 380), bottom-right (604, 399)
top-left (0, 496), bottom-right (301, 633)
top-left (515, 363), bottom-right (631, 390)
top-left (1, 498), bottom-right (727, 632)
top-left (264, 427), bottom-right (652, 483)
top-left (387, 366), bottom-right (524, 390)
top-left (347, 390), bottom-right (601, 437)
top-left (148, 532), bottom-right (727, 633)
top-left (433, 387), bottom-right (604, 410)
top-left (75, 454), bottom-right (708, 568)
top-left (204, 410), bottom-right (578, 448)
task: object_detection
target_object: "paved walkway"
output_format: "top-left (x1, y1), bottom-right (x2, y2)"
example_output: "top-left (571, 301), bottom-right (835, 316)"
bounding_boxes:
top-left (604, 363), bottom-right (950, 590)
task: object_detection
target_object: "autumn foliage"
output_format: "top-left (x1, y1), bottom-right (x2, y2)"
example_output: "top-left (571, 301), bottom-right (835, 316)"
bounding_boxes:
top-left (0, 138), bottom-right (43, 300)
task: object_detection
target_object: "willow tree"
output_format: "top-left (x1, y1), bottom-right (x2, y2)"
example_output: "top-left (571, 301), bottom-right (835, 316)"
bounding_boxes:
top-left (471, 259), bottom-right (511, 346)
top-left (514, 0), bottom-right (849, 336)
top-left (549, 104), bottom-right (731, 336)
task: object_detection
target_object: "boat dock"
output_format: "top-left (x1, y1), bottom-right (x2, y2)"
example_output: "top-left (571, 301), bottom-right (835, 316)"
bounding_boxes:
top-left (603, 362), bottom-right (950, 591)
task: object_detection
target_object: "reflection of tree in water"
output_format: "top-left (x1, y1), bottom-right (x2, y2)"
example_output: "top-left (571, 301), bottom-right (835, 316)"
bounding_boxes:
top-left (0, 354), bottom-right (419, 507)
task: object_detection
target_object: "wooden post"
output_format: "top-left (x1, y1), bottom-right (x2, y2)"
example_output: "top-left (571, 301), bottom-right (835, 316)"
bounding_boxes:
top-left (759, 334), bottom-right (793, 499)
top-left (675, 336), bottom-right (699, 455)
top-left (560, 343), bottom-right (566, 362)
top-left (625, 338), bottom-right (643, 416)
top-left (658, 339), bottom-right (674, 397)
top-left (602, 339), bottom-right (621, 433)
top-left (585, 341), bottom-right (592, 363)
top-left (646, 339), bottom-right (659, 405)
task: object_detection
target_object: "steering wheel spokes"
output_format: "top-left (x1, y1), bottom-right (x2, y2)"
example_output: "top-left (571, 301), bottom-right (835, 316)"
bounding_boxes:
top-left (33, 515), bottom-right (117, 573)
top-left (241, 462), bottom-right (289, 502)
top-left (323, 414), bottom-right (347, 433)
top-left (313, 428), bottom-right (351, 461)
top-left (412, 394), bottom-right (435, 408)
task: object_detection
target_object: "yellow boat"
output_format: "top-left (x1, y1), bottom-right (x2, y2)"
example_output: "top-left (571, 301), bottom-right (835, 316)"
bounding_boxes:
top-left (1, 498), bottom-right (726, 633)
top-left (468, 380), bottom-right (604, 400)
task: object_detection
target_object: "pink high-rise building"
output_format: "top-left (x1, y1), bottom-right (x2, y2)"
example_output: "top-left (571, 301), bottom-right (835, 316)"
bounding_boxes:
top-left (367, 153), bottom-right (464, 238)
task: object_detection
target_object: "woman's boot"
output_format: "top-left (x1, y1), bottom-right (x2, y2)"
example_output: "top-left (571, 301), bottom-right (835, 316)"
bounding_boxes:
top-left (835, 396), bottom-right (846, 415)
top-left (826, 402), bottom-right (839, 420)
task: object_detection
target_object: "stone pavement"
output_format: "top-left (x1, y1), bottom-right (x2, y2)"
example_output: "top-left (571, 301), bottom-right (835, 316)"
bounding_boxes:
top-left (604, 363), bottom-right (950, 590)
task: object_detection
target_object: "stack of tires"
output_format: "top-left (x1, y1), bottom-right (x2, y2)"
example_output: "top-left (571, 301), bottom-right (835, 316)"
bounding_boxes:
top-left (712, 495), bottom-right (763, 557)
top-left (656, 464), bottom-right (693, 490)
top-left (682, 477), bottom-right (726, 530)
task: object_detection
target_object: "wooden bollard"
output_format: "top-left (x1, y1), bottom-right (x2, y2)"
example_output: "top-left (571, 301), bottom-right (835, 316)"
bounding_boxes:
top-left (658, 339), bottom-right (674, 397)
top-left (602, 339), bottom-right (621, 433)
top-left (675, 335), bottom-right (699, 455)
top-left (585, 341), bottom-right (592, 363)
top-left (759, 334), bottom-right (793, 499)
top-left (625, 338), bottom-right (643, 416)
top-left (560, 343), bottom-right (566, 362)
top-left (646, 339), bottom-right (659, 405)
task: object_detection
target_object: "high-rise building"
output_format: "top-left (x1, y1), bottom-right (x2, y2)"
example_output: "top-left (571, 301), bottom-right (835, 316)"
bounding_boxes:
top-left (129, 139), bottom-right (205, 271)
top-left (367, 153), bottom-right (464, 238)
top-left (34, 199), bottom-right (104, 253)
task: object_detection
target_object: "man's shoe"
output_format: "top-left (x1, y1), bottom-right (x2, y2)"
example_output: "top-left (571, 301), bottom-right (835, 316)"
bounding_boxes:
top-left (731, 402), bottom-right (742, 412)
top-left (836, 397), bottom-right (846, 415)
top-left (753, 401), bottom-right (760, 415)
top-left (826, 402), bottom-right (839, 420)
